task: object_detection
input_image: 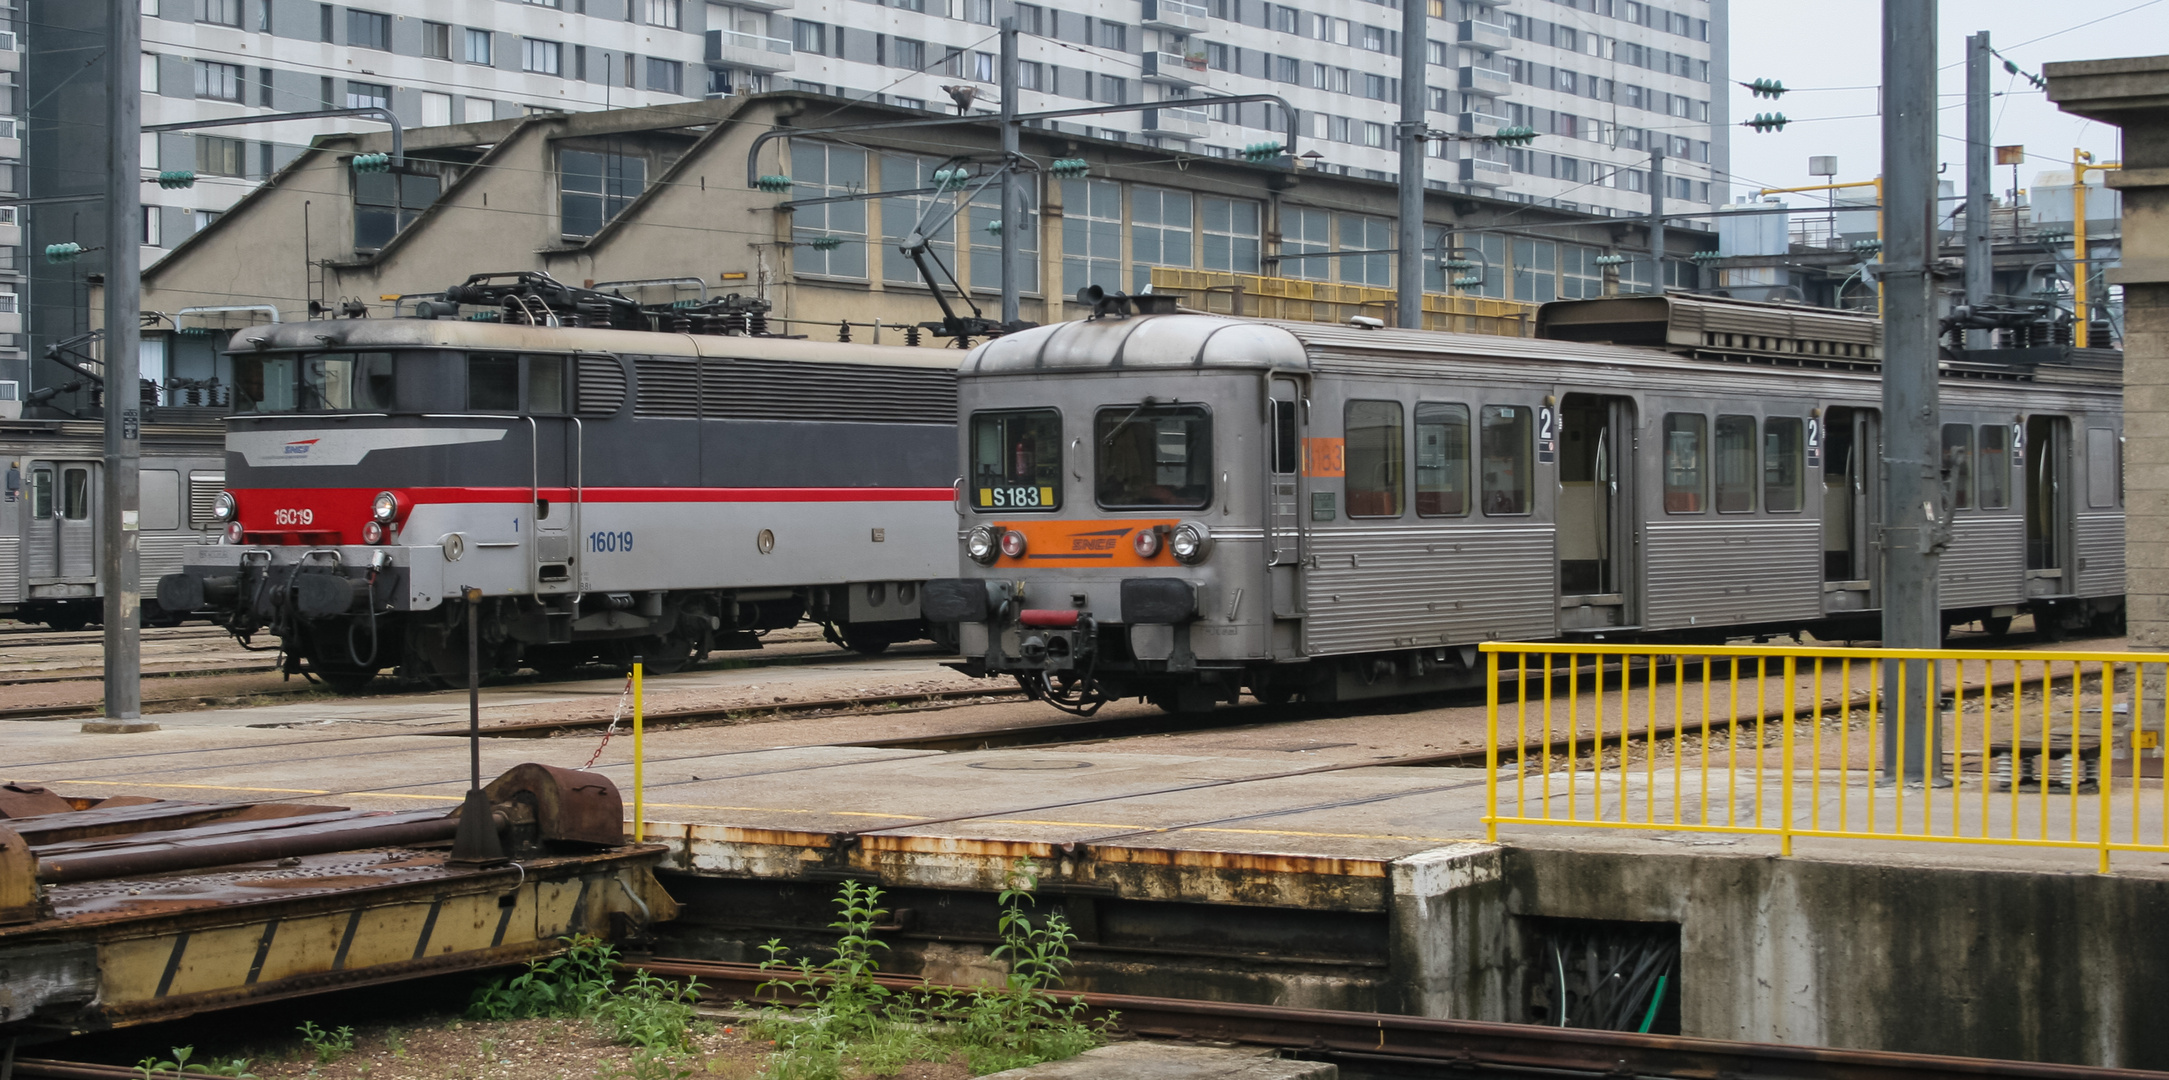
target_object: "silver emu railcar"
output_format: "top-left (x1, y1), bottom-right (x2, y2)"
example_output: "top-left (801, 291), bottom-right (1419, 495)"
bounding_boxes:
top-left (925, 295), bottom-right (2124, 714)
top-left (3, 419), bottom-right (224, 629)
top-left (159, 305), bottom-right (959, 690)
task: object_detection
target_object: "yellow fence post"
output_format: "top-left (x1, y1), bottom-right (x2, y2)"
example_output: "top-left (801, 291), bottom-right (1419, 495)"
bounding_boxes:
top-left (1484, 647), bottom-right (1500, 842)
top-left (2100, 660), bottom-right (2115, 874)
top-left (633, 658), bottom-right (646, 844)
top-left (1781, 656), bottom-right (1797, 857)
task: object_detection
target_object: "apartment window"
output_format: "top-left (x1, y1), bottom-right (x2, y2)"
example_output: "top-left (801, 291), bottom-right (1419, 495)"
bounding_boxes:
top-left (645, 57), bottom-right (682, 93)
top-left (1201, 197), bottom-right (1260, 274)
top-left (1061, 178), bottom-right (1121, 296)
top-left (880, 155), bottom-right (954, 286)
top-left (644, 0), bottom-right (681, 27)
top-left (348, 9), bottom-right (390, 50)
top-left (1096, 21), bottom-right (1126, 52)
top-left (561, 150), bottom-right (644, 237)
top-left (1361, 121), bottom-right (1386, 148)
top-left (143, 204), bottom-right (162, 246)
top-left (1360, 23), bottom-right (1385, 51)
top-left (791, 142), bottom-right (867, 277)
top-left (423, 22), bottom-right (450, 59)
top-left (465, 96), bottom-right (497, 123)
top-left (259, 66), bottom-right (275, 106)
top-left (1338, 214), bottom-right (1390, 286)
top-left (199, 0), bottom-right (241, 26)
top-left (422, 91), bottom-right (452, 126)
top-left (1511, 237), bottom-right (1555, 302)
top-left (345, 81), bottom-right (389, 109)
top-left (794, 21), bottom-right (829, 56)
top-left (524, 0), bottom-right (562, 6)
top-left (1714, 415), bottom-right (1757, 513)
top-left (196, 135), bottom-right (246, 176)
top-left (961, 0), bottom-right (994, 24)
top-left (1282, 206), bottom-right (1329, 281)
top-left (1274, 5), bottom-right (1298, 32)
top-left (1017, 62), bottom-right (1042, 90)
top-left (465, 28), bottom-right (493, 64)
top-left (319, 4), bottom-right (332, 42)
top-left (354, 170), bottom-right (440, 250)
top-left (525, 38), bottom-right (563, 75)
top-left (1093, 74), bottom-right (1126, 104)
top-left (195, 61), bottom-right (244, 102)
top-left (1275, 55), bottom-right (1299, 83)
top-left (892, 37), bottom-right (925, 70)
top-left (1014, 3), bottom-right (1043, 34)
top-left (1363, 73), bottom-right (1390, 101)
top-left (969, 183), bottom-right (1038, 292)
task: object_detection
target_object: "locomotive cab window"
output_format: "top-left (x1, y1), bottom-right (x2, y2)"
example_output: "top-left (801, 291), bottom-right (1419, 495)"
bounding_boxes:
top-left (1345, 400), bottom-right (1404, 518)
top-left (1663, 413), bottom-right (1706, 513)
top-left (1097, 404), bottom-right (1212, 509)
top-left (528, 355), bottom-right (568, 415)
top-left (234, 351), bottom-right (395, 413)
top-left (468, 353), bottom-right (521, 412)
top-left (1942, 424), bottom-right (1974, 509)
top-left (1979, 424), bottom-right (2010, 509)
top-left (1714, 414), bottom-right (1756, 513)
top-left (1480, 404), bottom-right (1531, 516)
top-left (1415, 402), bottom-right (1470, 516)
top-left (1764, 417), bottom-right (1803, 513)
top-left (971, 409), bottom-right (1062, 511)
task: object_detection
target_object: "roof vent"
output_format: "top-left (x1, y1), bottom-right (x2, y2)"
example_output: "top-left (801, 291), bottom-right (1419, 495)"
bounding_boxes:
top-left (1349, 316), bottom-right (1385, 330)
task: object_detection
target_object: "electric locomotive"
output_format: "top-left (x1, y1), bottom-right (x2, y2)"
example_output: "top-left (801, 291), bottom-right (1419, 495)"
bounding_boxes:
top-left (925, 292), bottom-right (2126, 714)
top-left (159, 274), bottom-right (960, 690)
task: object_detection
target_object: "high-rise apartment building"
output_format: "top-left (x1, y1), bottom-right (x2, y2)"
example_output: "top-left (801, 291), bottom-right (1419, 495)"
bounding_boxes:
top-left (12, 0), bottom-right (1724, 392)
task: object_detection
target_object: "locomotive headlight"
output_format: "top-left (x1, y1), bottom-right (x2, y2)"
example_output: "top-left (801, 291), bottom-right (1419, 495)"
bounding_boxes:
top-left (966, 525), bottom-right (999, 564)
top-left (1171, 522), bottom-right (1213, 564)
top-left (211, 490), bottom-right (237, 522)
top-left (1132, 528), bottom-right (1162, 558)
top-left (223, 520), bottom-right (245, 545)
top-left (999, 529), bottom-right (1028, 559)
top-left (362, 520), bottom-right (386, 545)
top-left (371, 490), bottom-right (400, 524)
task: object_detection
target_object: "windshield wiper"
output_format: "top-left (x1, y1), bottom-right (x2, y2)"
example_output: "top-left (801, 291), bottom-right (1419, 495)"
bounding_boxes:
top-left (1101, 397), bottom-right (1162, 446)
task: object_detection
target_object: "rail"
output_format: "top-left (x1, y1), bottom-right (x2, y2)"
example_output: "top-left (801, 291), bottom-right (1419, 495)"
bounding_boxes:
top-left (1147, 268), bottom-right (1537, 336)
top-left (1480, 642), bottom-right (2169, 872)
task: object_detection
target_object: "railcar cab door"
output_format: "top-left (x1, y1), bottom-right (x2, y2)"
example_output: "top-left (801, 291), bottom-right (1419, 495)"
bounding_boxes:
top-left (26, 459), bottom-right (98, 582)
top-left (2025, 414), bottom-right (2072, 597)
top-left (1820, 407), bottom-right (1878, 610)
top-left (1268, 376), bottom-right (1305, 620)
top-left (1556, 393), bottom-right (1636, 631)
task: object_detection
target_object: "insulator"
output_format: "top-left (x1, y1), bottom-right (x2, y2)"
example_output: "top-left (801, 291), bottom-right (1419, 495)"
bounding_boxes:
top-left (837, 320), bottom-right (852, 343)
top-left (747, 312), bottom-right (769, 336)
top-left (904, 325), bottom-right (922, 347)
top-left (671, 313), bottom-right (692, 333)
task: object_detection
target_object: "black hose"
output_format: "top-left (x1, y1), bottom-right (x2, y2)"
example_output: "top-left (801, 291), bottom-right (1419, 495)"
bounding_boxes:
top-left (347, 568), bottom-right (381, 669)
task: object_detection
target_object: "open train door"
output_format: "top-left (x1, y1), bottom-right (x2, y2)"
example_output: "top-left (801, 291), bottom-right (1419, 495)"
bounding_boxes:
top-left (1556, 393), bottom-right (1636, 632)
top-left (2025, 414), bottom-right (2072, 598)
top-left (1820, 407), bottom-right (1878, 613)
top-left (1268, 376), bottom-right (1306, 630)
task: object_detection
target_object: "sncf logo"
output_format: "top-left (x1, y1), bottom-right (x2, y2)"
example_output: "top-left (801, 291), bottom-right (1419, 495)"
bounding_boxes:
top-left (282, 439), bottom-right (320, 456)
top-left (1068, 527), bottom-right (1132, 552)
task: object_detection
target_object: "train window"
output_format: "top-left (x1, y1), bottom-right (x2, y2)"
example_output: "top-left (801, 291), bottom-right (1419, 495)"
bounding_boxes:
top-left (1764, 418), bottom-right (1803, 513)
top-left (1096, 404), bottom-right (1213, 509)
top-left (528, 355), bottom-right (568, 415)
top-left (141, 470), bottom-right (180, 531)
top-left (468, 354), bottom-right (520, 412)
top-left (970, 409), bottom-right (1062, 511)
top-left (1713, 415), bottom-right (1756, 513)
top-left (1272, 399), bottom-right (1298, 475)
top-left (62, 468), bottom-right (89, 520)
top-left (1415, 403), bottom-right (1470, 517)
top-left (1940, 425), bottom-right (1974, 510)
top-left (354, 353), bottom-right (396, 411)
top-left (1480, 405), bottom-right (1531, 516)
top-left (2087, 428), bottom-right (2119, 508)
top-left (1979, 425), bottom-right (2010, 509)
top-left (30, 467), bottom-right (52, 520)
top-left (233, 354), bottom-right (295, 412)
top-left (1344, 400), bottom-right (1404, 518)
top-left (1662, 413), bottom-right (1705, 513)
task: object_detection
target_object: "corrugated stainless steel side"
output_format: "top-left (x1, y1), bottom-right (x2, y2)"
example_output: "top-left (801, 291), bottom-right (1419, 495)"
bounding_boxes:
top-left (1642, 521), bottom-right (1821, 628)
top-left (26, 520), bottom-right (53, 581)
top-left (2076, 513), bottom-right (2125, 597)
top-left (138, 532), bottom-right (198, 584)
top-left (1301, 524), bottom-right (1554, 655)
top-left (0, 536), bottom-right (19, 603)
top-left (1939, 515), bottom-right (2025, 608)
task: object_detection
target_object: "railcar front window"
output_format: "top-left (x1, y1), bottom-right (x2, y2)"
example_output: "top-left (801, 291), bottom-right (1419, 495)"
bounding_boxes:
top-left (1663, 413), bottom-right (1705, 513)
top-left (970, 409), bottom-right (1062, 511)
top-left (1096, 405), bottom-right (1212, 509)
top-left (1764, 417), bottom-right (1803, 512)
top-left (468, 354), bottom-right (520, 412)
top-left (1480, 405), bottom-right (1531, 516)
top-left (1714, 414), bottom-right (1756, 513)
top-left (1979, 424), bottom-right (2010, 509)
top-left (1415, 403), bottom-right (1470, 516)
top-left (1942, 424), bottom-right (1974, 510)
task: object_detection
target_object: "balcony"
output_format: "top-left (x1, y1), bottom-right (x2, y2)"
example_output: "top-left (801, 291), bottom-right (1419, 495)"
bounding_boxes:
top-left (1459, 156), bottom-right (1509, 186)
top-left (0, 30), bottom-right (17, 73)
top-left (1459, 110), bottom-right (1509, 136)
top-left (720, 0), bottom-right (796, 12)
top-left (1457, 20), bottom-right (1510, 51)
top-left (706, 28), bottom-right (794, 73)
top-left (1142, 50), bottom-right (1211, 88)
top-left (1142, 106), bottom-right (1211, 139)
top-left (1459, 65), bottom-right (1510, 96)
top-left (1141, 0), bottom-right (1210, 33)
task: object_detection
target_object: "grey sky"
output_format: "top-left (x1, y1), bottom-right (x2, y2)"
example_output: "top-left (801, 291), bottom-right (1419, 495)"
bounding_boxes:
top-left (1722, 0), bottom-right (2157, 202)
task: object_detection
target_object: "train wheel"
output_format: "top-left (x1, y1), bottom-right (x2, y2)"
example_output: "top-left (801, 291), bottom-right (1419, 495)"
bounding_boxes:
top-left (638, 632), bottom-right (697, 675)
top-left (840, 626), bottom-right (891, 655)
top-left (45, 613), bottom-right (90, 633)
top-left (1983, 615), bottom-right (2013, 637)
top-left (309, 659), bottom-right (381, 694)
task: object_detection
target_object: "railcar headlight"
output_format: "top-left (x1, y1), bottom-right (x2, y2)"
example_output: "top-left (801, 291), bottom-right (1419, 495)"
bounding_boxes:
top-left (371, 490), bottom-right (400, 524)
top-left (1171, 522), bottom-right (1212, 564)
top-left (223, 520), bottom-right (245, 544)
top-left (966, 525), bottom-right (999, 564)
top-left (1132, 528), bottom-right (1162, 558)
top-left (999, 529), bottom-right (1028, 559)
top-left (212, 490), bottom-right (237, 522)
top-left (362, 520), bottom-right (386, 545)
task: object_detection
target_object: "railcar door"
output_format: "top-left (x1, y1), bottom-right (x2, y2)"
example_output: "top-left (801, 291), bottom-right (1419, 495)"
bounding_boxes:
top-left (1820, 407), bottom-right (1876, 610)
top-left (1557, 394), bottom-right (1635, 631)
top-left (26, 460), bottom-right (98, 582)
top-left (2025, 414), bottom-right (2071, 596)
top-left (530, 354), bottom-right (578, 594)
top-left (1267, 376), bottom-right (1305, 619)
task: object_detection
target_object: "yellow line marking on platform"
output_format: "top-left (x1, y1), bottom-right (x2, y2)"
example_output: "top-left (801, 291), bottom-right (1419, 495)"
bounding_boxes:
top-left (48, 780), bottom-right (462, 801)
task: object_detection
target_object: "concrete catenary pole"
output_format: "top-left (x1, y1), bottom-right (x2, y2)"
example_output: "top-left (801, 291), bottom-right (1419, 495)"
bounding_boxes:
top-left (102, 0), bottom-right (143, 721)
top-left (1647, 146), bottom-right (1666, 292)
top-left (1964, 31), bottom-right (1992, 349)
top-left (1880, 0), bottom-right (1942, 783)
top-left (1394, 0), bottom-right (1427, 328)
top-left (998, 17), bottom-right (1021, 326)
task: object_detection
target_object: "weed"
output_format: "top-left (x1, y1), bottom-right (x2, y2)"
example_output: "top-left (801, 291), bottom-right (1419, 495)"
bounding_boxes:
top-left (595, 1048), bottom-right (699, 1080)
top-left (600, 969), bottom-right (708, 1054)
top-left (470, 935), bottom-right (621, 1021)
top-left (477, 1036), bottom-right (499, 1060)
top-left (295, 1023), bottom-right (356, 1065)
top-left (383, 1028), bottom-right (407, 1058)
top-left (134, 1047), bottom-right (257, 1079)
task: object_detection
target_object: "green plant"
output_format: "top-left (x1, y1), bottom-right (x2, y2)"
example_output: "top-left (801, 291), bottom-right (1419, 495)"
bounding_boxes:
top-left (296, 1022), bottom-right (356, 1065)
top-left (134, 1047), bottom-right (257, 1080)
top-left (469, 935), bottom-right (620, 1020)
top-left (951, 862), bottom-right (1109, 1074)
top-left (596, 1048), bottom-right (699, 1080)
top-left (600, 968), bottom-right (708, 1053)
top-left (383, 1028), bottom-right (407, 1058)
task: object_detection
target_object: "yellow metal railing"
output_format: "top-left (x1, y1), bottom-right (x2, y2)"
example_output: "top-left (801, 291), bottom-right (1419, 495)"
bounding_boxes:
top-left (1147, 268), bottom-right (1538, 337)
top-left (1480, 642), bottom-right (2169, 872)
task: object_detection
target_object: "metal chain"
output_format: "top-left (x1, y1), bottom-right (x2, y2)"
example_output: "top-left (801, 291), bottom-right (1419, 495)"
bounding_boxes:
top-left (580, 674), bottom-right (637, 770)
